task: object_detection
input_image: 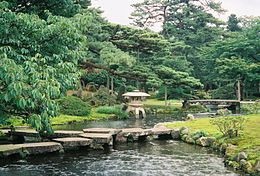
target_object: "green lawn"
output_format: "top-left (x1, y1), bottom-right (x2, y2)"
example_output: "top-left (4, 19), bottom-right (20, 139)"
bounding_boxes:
top-left (51, 111), bottom-right (115, 125)
top-left (144, 99), bottom-right (182, 108)
top-left (166, 114), bottom-right (260, 164)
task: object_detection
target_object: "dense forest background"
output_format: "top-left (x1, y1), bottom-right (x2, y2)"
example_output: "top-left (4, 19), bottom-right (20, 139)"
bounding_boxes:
top-left (0, 0), bottom-right (259, 132)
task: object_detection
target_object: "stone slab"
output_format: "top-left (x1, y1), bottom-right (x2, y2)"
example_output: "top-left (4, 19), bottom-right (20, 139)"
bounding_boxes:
top-left (120, 128), bottom-right (152, 136)
top-left (0, 144), bottom-right (22, 157)
top-left (10, 130), bottom-right (40, 137)
top-left (51, 131), bottom-right (84, 138)
top-left (18, 142), bottom-right (63, 155)
top-left (150, 128), bottom-right (172, 135)
top-left (79, 133), bottom-right (113, 144)
top-left (83, 128), bottom-right (122, 135)
top-left (0, 142), bottom-right (63, 157)
top-left (52, 137), bottom-right (92, 149)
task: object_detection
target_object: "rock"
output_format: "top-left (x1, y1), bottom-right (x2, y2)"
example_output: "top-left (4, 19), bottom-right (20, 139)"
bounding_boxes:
top-left (171, 129), bottom-right (180, 140)
top-left (52, 137), bottom-right (92, 150)
top-left (186, 114), bottom-right (195, 121)
top-left (254, 160), bottom-right (260, 172)
top-left (185, 136), bottom-right (195, 144)
top-left (236, 152), bottom-right (247, 162)
top-left (220, 143), bottom-right (228, 153)
top-left (179, 127), bottom-right (189, 136)
top-left (240, 159), bottom-right (252, 173)
top-left (18, 142), bottom-right (63, 155)
top-left (181, 134), bottom-right (188, 141)
top-left (196, 137), bottom-right (216, 147)
top-left (225, 144), bottom-right (238, 158)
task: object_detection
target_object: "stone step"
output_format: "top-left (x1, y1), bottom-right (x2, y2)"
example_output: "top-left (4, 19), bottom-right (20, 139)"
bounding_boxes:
top-left (50, 131), bottom-right (84, 138)
top-left (52, 137), bottom-right (92, 149)
top-left (150, 127), bottom-right (172, 135)
top-left (120, 128), bottom-right (152, 136)
top-left (0, 144), bottom-right (22, 157)
top-left (0, 142), bottom-right (63, 157)
top-left (79, 133), bottom-right (113, 145)
top-left (10, 129), bottom-right (39, 137)
top-left (83, 128), bottom-right (122, 135)
top-left (116, 128), bottom-right (152, 142)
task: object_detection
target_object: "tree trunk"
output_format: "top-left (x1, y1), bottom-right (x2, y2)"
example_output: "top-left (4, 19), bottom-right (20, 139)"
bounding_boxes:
top-left (165, 86), bottom-right (168, 107)
top-left (107, 75), bottom-right (110, 89)
top-left (237, 80), bottom-right (241, 101)
top-left (111, 76), bottom-right (114, 94)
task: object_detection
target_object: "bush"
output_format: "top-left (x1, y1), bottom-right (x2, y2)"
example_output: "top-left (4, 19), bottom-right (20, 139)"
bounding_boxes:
top-left (57, 96), bottom-right (91, 116)
top-left (217, 108), bottom-right (232, 116)
top-left (96, 105), bottom-right (128, 119)
top-left (192, 130), bottom-right (209, 140)
top-left (210, 116), bottom-right (247, 138)
top-left (88, 86), bottom-right (117, 106)
top-left (184, 104), bottom-right (208, 113)
top-left (241, 102), bottom-right (260, 114)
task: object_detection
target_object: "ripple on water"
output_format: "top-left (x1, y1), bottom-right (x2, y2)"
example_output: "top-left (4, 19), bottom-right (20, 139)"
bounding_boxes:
top-left (0, 140), bottom-right (239, 176)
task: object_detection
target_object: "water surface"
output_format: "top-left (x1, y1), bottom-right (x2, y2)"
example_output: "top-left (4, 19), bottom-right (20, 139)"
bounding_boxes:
top-left (0, 140), bottom-right (238, 176)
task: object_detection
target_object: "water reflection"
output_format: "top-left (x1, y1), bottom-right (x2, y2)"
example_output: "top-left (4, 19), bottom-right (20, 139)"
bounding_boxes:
top-left (0, 141), bottom-right (238, 176)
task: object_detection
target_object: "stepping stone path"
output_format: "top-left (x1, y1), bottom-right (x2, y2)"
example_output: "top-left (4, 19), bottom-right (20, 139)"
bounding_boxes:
top-left (52, 137), bottom-right (92, 150)
top-left (79, 133), bottom-right (113, 145)
top-left (0, 142), bottom-right (62, 157)
top-left (0, 127), bottom-right (177, 158)
top-left (116, 128), bottom-right (152, 142)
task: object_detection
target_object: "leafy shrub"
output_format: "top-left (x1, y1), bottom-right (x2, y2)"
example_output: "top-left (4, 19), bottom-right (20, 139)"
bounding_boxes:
top-left (88, 86), bottom-right (117, 106)
top-left (241, 102), bottom-right (260, 114)
top-left (57, 96), bottom-right (91, 116)
top-left (96, 105), bottom-right (128, 119)
top-left (0, 116), bottom-right (25, 127)
top-left (192, 130), bottom-right (209, 140)
top-left (184, 104), bottom-right (208, 113)
top-left (210, 116), bottom-right (247, 138)
top-left (217, 108), bottom-right (232, 116)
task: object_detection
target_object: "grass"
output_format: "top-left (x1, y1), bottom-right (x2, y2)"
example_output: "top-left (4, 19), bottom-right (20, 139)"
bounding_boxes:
top-left (51, 110), bottom-right (115, 125)
top-left (166, 114), bottom-right (260, 164)
top-left (144, 99), bottom-right (182, 108)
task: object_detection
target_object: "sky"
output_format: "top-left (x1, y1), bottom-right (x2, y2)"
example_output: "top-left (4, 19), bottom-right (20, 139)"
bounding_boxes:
top-left (92, 0), bottom-right (260, 29)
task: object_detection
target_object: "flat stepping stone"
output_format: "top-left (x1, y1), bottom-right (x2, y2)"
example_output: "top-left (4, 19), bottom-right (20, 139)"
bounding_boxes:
top-left (52, 137), bottom-right (92, 149)
top-left (18, 142), bottom-right (63, 155)
top-left (83, 128), bottom-right (122, 135)
top-left (0, 142), bottom-right (63, 157)
top-left (151, 128), bottom-right (172, 135)
top-left (120, 128), bottom-right (152, 136)
top-left (0, 144), bottom-right (22, 157)
top-left (51, 131), bottom-right (84, 138)
top-left (10, 129), bottom-right (39, 137)
top-left (79, 133), bottom-right (113, 144)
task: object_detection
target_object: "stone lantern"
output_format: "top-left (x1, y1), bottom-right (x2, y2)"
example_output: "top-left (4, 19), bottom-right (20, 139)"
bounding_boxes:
top-left (122, 90), bottom-right (150, 118)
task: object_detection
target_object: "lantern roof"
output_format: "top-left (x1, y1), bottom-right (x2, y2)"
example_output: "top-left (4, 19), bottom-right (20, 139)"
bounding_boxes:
top-left (122, 90), bottom-right (150, 97)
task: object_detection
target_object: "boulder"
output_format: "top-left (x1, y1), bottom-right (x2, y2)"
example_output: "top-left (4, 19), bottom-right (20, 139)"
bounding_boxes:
top-left (186, 114), bottom-right (195, 121)
top-left (171, 129), bottom-right (180, 140)
top-left (254, 160), bottom-right (260, 172)
top-left (225, 144), bottom-right (238, 158)
top-left (236, 152), bottom-right (247, 162)
top-left (185, 136), bottom-right (195, 144)
top-left (240, 159), bottom-right (252, 173)
top-left (196, 137), bottom-right (216, 147)
top-left (179, 127), bottom-right (189, 136)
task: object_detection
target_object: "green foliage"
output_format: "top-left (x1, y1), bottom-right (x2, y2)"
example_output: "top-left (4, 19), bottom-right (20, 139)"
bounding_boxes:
top-left (210, 116), bottom-right (247, 138)
top-left (192, 130), bottom-right (209, 140)
top-left (241, 103), bottom-right (260, 114)
top-left (57, 96), bottom-right (91, 116)
top-left (216, 109), bottom-right (232, 116)
top-left (96, 105), bottom-right (128, 119)
top-left (227, 14), bottom-right (241, 32)
top-left (185, 104), bottom-right (208, 113)
top-left (88, 86), bottom-right (117, 106)
top-left (0, 116), bottom-right (25, 127)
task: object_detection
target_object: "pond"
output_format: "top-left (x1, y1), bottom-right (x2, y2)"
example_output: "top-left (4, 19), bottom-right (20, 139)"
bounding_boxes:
top-left (0, 115), bottom-right (239, 176)
top-left (53, 114), bottom-right (181, 130)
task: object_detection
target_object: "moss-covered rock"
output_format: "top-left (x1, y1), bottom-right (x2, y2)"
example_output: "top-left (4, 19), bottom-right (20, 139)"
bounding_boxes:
top-left (196, 137), bottom-right (216, 147)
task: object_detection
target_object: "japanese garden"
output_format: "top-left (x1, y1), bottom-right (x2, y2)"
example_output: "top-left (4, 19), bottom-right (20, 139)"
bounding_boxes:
top-left (0, 0), bottom-right (259, 175)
